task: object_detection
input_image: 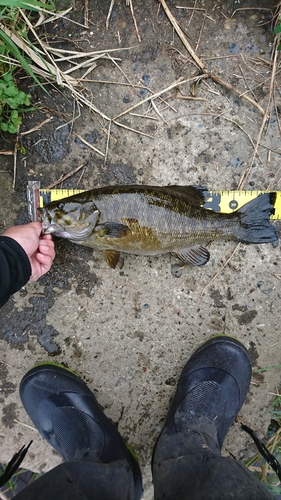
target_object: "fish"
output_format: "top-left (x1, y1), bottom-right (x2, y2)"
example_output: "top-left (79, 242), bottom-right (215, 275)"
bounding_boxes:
top-left (40, 185), bottom-right (278, 269)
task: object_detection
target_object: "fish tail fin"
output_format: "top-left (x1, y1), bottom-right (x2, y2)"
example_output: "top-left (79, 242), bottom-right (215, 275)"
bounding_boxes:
top-left (237, 193), bottom-right (278, 245)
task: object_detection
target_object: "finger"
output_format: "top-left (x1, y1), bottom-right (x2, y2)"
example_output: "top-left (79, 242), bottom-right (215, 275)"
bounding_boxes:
top-left (40, 233), bottom-right (53, 241)
top-left (35, 252), bottom-right (54, 273)
top-left (39, 250), bottom-right (56, 263)
top-left (28, 221), bottom-right (43, 237)
top-left (38, 239), bottom-right (55, 256)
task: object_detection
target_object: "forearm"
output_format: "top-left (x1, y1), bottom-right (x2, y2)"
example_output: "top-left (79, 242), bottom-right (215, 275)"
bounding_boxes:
top-left (0, 237), bottom-right (31, 308)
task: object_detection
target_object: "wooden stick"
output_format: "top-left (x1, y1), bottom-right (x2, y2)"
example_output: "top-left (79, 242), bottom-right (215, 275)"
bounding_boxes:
top-left (158, 0), bottom-right (206, 72)
top-left (74, 133), bottom-right (105, 157)
top-left (47, 161), bottom-right (88, 189)
top-left (198, 244), bottom-right (241, 300)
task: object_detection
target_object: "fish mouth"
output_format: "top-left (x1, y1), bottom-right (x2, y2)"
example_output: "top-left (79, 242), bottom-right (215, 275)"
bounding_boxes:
top-left (39, 207), bottom-right (46, 221)
top-left (42, 224), bottom-right (60, 235)
top-left (39, 208), bottom-right (60, 235)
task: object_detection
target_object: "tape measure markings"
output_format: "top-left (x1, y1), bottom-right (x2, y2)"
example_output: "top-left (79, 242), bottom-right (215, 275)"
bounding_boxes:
top-left (38, 189), bottom-right (281, 220)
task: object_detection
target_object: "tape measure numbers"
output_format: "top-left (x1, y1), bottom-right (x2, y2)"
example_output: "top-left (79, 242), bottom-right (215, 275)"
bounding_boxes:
top-left (204, 190), bottom-right (281, 220)
top-left (39, 188), bottom-right (85, 207)
top-left (37, 188), bottom-right (281, 220)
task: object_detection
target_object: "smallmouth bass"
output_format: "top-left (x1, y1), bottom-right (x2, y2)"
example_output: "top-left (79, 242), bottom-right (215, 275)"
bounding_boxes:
top-left (40, 185), bottom-right (278, 268)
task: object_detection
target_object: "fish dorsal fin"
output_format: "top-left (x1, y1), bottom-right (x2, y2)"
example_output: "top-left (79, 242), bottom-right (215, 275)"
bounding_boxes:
top-left (164, 185), bottom-right (206, 207)
top-left (104, 250), bottom-right (124, 269)
top-left (172, 245), bottom-right (210, 266)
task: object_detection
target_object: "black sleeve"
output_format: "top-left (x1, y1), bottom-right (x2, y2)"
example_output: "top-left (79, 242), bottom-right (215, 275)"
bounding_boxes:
top-left (0, 236), bottom-right (31, 308)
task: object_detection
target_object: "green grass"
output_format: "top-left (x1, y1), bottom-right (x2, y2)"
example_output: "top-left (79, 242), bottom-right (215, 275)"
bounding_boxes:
top-left (0, 465), bottom-right (41, 498)
top-left (0, 0), bottom-right (55, 133)
top-left (243, 390), bottom-right (281, 497)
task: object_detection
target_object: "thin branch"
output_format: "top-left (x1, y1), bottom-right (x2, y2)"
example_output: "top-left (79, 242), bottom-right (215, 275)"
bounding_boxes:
top-left (198, 243), bottom-right (241, 301)
top-left (113, 76), bottom-right (208, 120)
top-left (19, 117), bottom-right (54, 136)
top-left (73, 133), bottom-right (105, 157)
top-left (238, 37), bottom-right (280, 189)
top-left (159, 0), bottom-right (206, 71)
top-left (47, 161), bottom-right (88, 189)
top-left (127, 0), bottom-right (141, 42)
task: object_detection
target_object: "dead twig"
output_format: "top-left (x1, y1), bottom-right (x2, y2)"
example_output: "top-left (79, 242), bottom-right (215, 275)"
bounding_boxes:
top-left (195, 7), bottom-right (207, 52)
top-left (238, 59), bottom-right (258, 104)
top-left (230, 7), bottom-right (273, 20)
top-left (209, 73), bottom-right (265, 116)
top-left (187, 112), bottom-right (263, 164)
top-left (104, 120), bottom-right (112, 164)
top-left (198, 243), bottom-right (241, 301)
top-left (113, 75), bottom-right (208, 121)
top-left (47, 161), bottom-right (88, 189)
top-left (127, 0), bottom-right (141, 43)
top-left (12, 139), bottom-right (18, 191)
top-left (106, 0), bottom-right (141, 42)
top-left (106, 0), bottom-right (115, 29)
top-left (84, 0), bottom-right (89, 28)
top-left (112, 120), bottom-right (154, 138)
top-left (238, 27), bottom-right (280, 189)
top-left (19, 117), bottom-right (54, 136)
top-left (151, 99), bottom-right (169, 124)
top-left (159, 0), bottom-right (266, 116)
top-left (187, 0), bottom-right (198, 27)
top-left (171, 93), bottom-right (205, 101)
top-left (159, 0), bottom-right (206, 72)
top-left (73, 133), bottom-right (105, 157)
top-left (129, 112), bottom-right (158, 120)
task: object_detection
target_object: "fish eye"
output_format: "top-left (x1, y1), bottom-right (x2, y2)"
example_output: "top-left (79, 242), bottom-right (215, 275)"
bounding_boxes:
top-left (57, 202), bottom-right (65, 210)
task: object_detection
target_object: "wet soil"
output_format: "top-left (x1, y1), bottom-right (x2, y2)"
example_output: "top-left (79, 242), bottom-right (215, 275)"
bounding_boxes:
top-left (0, 0), bottom-right (281, 497)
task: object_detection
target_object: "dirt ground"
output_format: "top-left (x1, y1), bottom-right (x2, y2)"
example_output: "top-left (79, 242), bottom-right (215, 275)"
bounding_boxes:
top-left (0, 0), bottom-right (281, 497)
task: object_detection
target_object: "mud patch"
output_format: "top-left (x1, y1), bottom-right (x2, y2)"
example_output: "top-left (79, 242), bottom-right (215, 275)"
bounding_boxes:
top-left (232, 304), bottom-right (258, 325)
top-left (248, 341), bottom-right (259, 365)
top-left (0, 238), bottom-right (100, 354)
top-left (237, 310), bottom-right (258, 326)
top-left (2, 403), bottom-right (18, 428)
top-left (22, 119), bottom-right (71, 164)
top-left (248, 341), bottom-right (265, 384)
top-left (210, 288), bottom-right (226, 308)
top-left (0, 296), bottom-right (61, 355)
top-left (0, 362), bottom-right (16, 402)
top-left (44, 239), bottom-right (100, 297)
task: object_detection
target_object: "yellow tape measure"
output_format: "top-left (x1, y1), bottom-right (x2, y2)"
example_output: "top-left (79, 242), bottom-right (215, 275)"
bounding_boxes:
top-left (39, 188), bottom-right (281, 220)
top-left (26, 182), bottom-right (281, 221)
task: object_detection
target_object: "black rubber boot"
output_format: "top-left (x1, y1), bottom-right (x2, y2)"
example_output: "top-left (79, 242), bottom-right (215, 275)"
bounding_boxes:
top-left (152, 335), bottom-right (274, 499)
top-left (19, 363), bottom-right (142, 500)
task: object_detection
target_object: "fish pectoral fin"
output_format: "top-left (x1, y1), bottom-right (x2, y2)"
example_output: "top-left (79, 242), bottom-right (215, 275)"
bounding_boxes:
top-left (96, 222), bottom-right (129, 238)
top-left (104, 250), bottom-right (124, 269)
top-left (172, 245), bottom-right (210, 266)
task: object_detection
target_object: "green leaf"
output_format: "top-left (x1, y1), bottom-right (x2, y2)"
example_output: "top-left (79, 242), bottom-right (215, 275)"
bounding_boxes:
top-left (3, 72), bottom-right (13, 82)
top-left (23, 96), bottom-right (31, 105)
top-left (8, 122), bottom-right (18, 133)
top-left (6, 98), bottom-right (19, 108)
top-left (1, 121), bottom-right (8, 131)
top-left (18, 90), bottom-right (28, 102)
top-left (11, 116), bottom-right (22, 126)
top-left (274, 23), bottom-right (281, 35)
top-left (0, 29), bottom-right (44, 90)
top-left (5, 86), bottom-right (18, 97)
top-left (0, 0), bottom-right (53, 11)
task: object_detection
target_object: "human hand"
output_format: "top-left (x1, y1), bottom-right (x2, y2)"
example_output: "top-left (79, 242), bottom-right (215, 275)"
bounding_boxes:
top-left (3, 222), bottom-right (55, 281)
